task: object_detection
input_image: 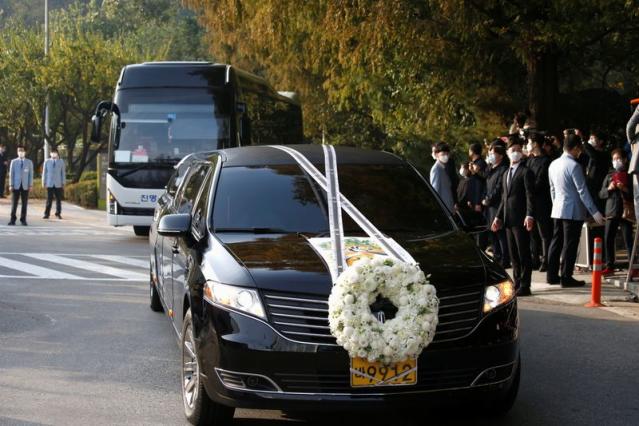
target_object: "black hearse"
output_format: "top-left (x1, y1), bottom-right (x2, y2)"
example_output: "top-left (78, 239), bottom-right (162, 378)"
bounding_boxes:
top-left (149, 145), bottom-right (519, 425)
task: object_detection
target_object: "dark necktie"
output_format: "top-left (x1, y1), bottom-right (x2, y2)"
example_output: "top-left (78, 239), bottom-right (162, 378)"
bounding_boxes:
top-left (508, 167), bottom-right (515, 188)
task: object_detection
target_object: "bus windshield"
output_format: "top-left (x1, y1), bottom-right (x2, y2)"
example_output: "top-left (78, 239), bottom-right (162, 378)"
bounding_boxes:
top-left (112, 88), bottom-right (232, 164)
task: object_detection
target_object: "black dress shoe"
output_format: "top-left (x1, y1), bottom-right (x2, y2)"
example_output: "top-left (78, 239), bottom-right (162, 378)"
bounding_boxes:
top-left (55, 213), bottom-right (62, 219)
top-left (43, 215), bottom-right (49, 219)
top-left (20, 220), bottom-right (28, 226)
top-left (539, 264), bottom-right (547, 273)
top-left (561, 277), bottom-right (585, 288)
top-left (517, 287), bottom-right (532, 297)
top-left (8, 221), bottom-right (15, 226)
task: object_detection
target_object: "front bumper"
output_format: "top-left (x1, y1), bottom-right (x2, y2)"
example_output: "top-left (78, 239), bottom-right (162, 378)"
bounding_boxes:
top-left (194, 300), bottom-right (519, 410)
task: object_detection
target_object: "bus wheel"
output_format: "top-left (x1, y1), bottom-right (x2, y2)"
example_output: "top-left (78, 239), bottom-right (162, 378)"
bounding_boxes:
top-left (134, 226), bottom-right (150, 236)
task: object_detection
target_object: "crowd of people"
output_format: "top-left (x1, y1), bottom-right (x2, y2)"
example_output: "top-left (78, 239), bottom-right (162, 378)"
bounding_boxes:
top-left (430, 114), bottom-right (637, 297)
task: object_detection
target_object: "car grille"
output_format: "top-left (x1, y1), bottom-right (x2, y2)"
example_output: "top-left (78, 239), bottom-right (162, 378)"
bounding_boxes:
top-left (261, 284), bottom-right (484, 346)
top-left (273, 366), bottom-right (481, 393)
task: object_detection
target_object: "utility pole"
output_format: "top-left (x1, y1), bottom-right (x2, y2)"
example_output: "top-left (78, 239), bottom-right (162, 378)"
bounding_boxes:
top-left (43, 0), bottom-right (50, 160)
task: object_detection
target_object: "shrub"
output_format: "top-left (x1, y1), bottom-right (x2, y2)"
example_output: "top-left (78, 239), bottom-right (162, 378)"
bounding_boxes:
top-left (64, 180), bottom-right (98, 209)
top-left (80, 171), bottom-right (97, 181)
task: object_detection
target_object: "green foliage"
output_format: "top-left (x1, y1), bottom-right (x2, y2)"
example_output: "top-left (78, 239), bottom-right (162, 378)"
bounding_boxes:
top-left (186, 0), bottom-right (639, 167)
top-left (64, 179), bottom-right (97, 208)
top-left (79, 171), bottom-right (97, 181)
top-left (0, 0), bottom-right (207, 180)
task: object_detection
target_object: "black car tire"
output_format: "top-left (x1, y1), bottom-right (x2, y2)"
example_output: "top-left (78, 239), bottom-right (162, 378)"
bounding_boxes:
top-left (181, 309), bottom-right (234, 426)
top-left (134, 226), bottom-right (150, 236)
top-left (149, 282), bottom-right (163, 313)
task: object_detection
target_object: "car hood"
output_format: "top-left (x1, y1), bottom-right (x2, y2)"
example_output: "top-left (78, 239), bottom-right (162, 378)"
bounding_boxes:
top-left (214, 230), bottom-right (500, 295)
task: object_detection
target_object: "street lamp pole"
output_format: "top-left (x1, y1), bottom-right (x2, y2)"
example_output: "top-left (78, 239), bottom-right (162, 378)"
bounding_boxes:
top-left (44, 0), bottom-right (50, 160)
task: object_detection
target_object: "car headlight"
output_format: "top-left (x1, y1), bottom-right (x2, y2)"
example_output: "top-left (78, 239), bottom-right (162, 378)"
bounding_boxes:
top-left (203, 281), bottom-right (266, 319)
top-left (483, 280), bottom-right (515, 313)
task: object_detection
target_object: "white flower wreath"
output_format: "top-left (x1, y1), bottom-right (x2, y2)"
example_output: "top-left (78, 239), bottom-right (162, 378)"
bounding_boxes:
top-left (328, 256), bottom-right (439, 364)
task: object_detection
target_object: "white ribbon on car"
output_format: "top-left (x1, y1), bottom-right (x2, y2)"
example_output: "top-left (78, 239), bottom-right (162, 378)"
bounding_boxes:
top-left (270, 145), bottom-right (416, 282)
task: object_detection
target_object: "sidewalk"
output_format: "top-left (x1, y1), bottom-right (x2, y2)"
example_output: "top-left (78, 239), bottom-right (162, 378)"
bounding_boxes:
top-left (511, 267), bottom-right (639, 320)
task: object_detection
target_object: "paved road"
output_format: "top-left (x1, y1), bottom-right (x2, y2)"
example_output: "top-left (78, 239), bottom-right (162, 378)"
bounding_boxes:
top-left (0, 201), bottom-right (638, 425)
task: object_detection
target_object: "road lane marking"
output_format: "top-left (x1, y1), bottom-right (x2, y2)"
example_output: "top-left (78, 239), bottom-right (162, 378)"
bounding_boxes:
top-left (88, 255), bottom-right (148, 269)
top-left (0, 256), bottom-right (84, 280)
top-left (22, 253), bottom-right (147, 281)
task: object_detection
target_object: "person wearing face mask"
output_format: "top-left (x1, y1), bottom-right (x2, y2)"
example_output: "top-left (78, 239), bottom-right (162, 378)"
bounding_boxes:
top-left (42, 148), bottom-right (66, 219)
top-left (547, 134), bottom-right (606, 287)
top-left (0, 144), bottom-right (8, 198)
top-left (430, 142), bottom-right (455, 212)
top-left (491, 137), bottom-right (535, 296)
top-left (582, 131), bottom-right (609, 211)
top-left (599, 149), bottom-right (634, 275)
top-left (8, 145), bottom-right (33, 226)
top-left (526, 133), bottom-right (553, 272)
top-left (483, 142), bottom-right (510, 268)
top-left (432, 144), bottom-right (459, 208)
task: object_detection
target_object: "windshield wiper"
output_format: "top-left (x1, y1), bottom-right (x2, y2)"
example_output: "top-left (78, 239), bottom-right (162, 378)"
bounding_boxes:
top-left (214, 227), bottom-right (296, 234)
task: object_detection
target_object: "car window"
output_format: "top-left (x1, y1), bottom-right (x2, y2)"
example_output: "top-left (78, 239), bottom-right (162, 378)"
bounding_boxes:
top-left (176, 164), bottom-right (209, 214)
top-left (211, 163), bottom-right (453, 236)
top-left (166, 161), bottom-right (192, 198)
top-left (191, 164), bottom-right (216, 238)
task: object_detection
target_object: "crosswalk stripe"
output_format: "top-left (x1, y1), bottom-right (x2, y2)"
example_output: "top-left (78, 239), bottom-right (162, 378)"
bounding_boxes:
top-left (88, 255), bottom-right (149, 269)
top-left (22, 253), bottom-right (147, 281)
top-left (0, 255), bottom-right (84, 280)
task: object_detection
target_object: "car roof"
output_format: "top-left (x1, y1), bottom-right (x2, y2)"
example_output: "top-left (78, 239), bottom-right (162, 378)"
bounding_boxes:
top-left (213, 145), bottom-right (406, 167)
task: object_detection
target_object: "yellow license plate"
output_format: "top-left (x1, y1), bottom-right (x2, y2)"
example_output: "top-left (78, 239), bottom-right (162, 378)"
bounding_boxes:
top-left (350, 357), bottom-right (417, 387)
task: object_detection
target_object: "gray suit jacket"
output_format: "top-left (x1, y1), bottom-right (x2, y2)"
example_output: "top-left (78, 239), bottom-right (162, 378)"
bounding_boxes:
top-left (430, 161), bottom-right (454, 212)
top-left (42, 158), bottom-right (66, 188)
top-left (627, 106), bottom-right (639, 174)
top-left (9, 158), bottom-right (33, 190)
top-left (548, 153), bottom-right (599, 220)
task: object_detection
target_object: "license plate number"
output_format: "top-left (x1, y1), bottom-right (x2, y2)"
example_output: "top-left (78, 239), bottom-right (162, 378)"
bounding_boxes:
top-left (350, 357), bottom-right (417, 387)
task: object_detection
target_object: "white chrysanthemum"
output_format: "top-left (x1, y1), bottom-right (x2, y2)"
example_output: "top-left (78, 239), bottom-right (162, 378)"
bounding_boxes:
top-left (328, 256), bottom-right (439, 364)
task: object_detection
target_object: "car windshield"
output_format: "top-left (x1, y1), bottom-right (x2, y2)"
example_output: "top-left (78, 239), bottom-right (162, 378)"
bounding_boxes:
top-left (112, 88), bottom-right (231, 164)
top-left (211, 163), bottom-right (454, 236)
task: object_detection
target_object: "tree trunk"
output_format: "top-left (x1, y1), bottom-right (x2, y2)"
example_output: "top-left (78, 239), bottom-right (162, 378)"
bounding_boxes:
top-left (527, 49), bottom-right (559, 132)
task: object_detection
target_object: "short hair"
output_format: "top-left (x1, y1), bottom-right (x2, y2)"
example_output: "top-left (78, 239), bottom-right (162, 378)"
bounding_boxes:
top-left (16, 145), bottom-right (25, 150)
top-left (50, 148), bottom-right (58, 154)
top-left (611, 148), bottom-right (627, 159)
top-left (492, 145), bottom-right (506, 157)
top-left (530, 132), bottom-right (545, 146)
top-left (469, 142), bottom-right (482, 156)
top-left (434, 142), bottom-right (450, 153)
top-left (507, 134), bottom-right (523, 149)
top-left (564, 134), bottom-right (582, 151)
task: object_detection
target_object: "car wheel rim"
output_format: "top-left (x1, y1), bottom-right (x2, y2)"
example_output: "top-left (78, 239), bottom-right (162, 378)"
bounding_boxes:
top-left (182, 323), bottom-right (199, 409)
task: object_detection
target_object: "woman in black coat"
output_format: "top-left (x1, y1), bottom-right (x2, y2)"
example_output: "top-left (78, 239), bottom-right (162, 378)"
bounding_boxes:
top-left (599, 148), bottom-right (634, 274)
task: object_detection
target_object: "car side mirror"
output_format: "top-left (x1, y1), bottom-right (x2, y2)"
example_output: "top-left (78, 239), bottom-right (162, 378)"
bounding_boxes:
top-left (90, 114), bottom-right (102, 143)
top-left (158, 213), bottom-right (191, 237)
top-left (456, 208), bottom-right (488, 234)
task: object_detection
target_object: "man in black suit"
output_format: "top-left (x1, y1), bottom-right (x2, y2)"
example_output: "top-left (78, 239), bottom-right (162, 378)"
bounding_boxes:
top-left (0, 144), bottom-right (8, 198)
top-left (526, 133), bottom-right (553, 272)
top-left (491, 137), bottom-right (535, 296)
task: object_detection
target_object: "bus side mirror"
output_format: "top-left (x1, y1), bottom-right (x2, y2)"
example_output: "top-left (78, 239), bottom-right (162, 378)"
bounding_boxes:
top-left (90, 114), bottom-right (102, 143)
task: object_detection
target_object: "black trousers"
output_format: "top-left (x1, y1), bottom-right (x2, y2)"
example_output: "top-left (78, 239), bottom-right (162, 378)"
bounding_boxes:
top-left (10, 188), bottom-right (29, 222)
top-left (547, 219), bottom-right (583, 280)
top-left (531, 215), bottom-right (552, 268)
top-left (506, 225), bottom-right (532, 289)
top-left (45, 187), bottom-right (63, 215)
top-left (604, 217), bottom-right (633, 268)
top-left (490, 228), bottom-right (510, 266)
top-left (0, 169), bottom-right (6, 196)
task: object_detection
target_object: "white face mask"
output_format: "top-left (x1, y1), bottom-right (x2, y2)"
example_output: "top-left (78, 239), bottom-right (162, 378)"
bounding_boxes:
top-left (438, 154), bottom-right (449, 164)
top-left (508, 151), bottom-right (522, 163)
top-left (589, 137), bottom-right (597, 146)
top-left (486, 153), bottom-right (495, 165)
top-left (17, 151), bottom-right (25, 159)
top-left (613, 159), bottom-right (624, 171)
top-left (459, 167), bottom-right (468, 177)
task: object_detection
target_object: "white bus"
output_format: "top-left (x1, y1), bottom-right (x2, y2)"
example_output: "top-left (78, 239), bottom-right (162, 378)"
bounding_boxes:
top-left (91, 62), bottom-right (304, 235)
